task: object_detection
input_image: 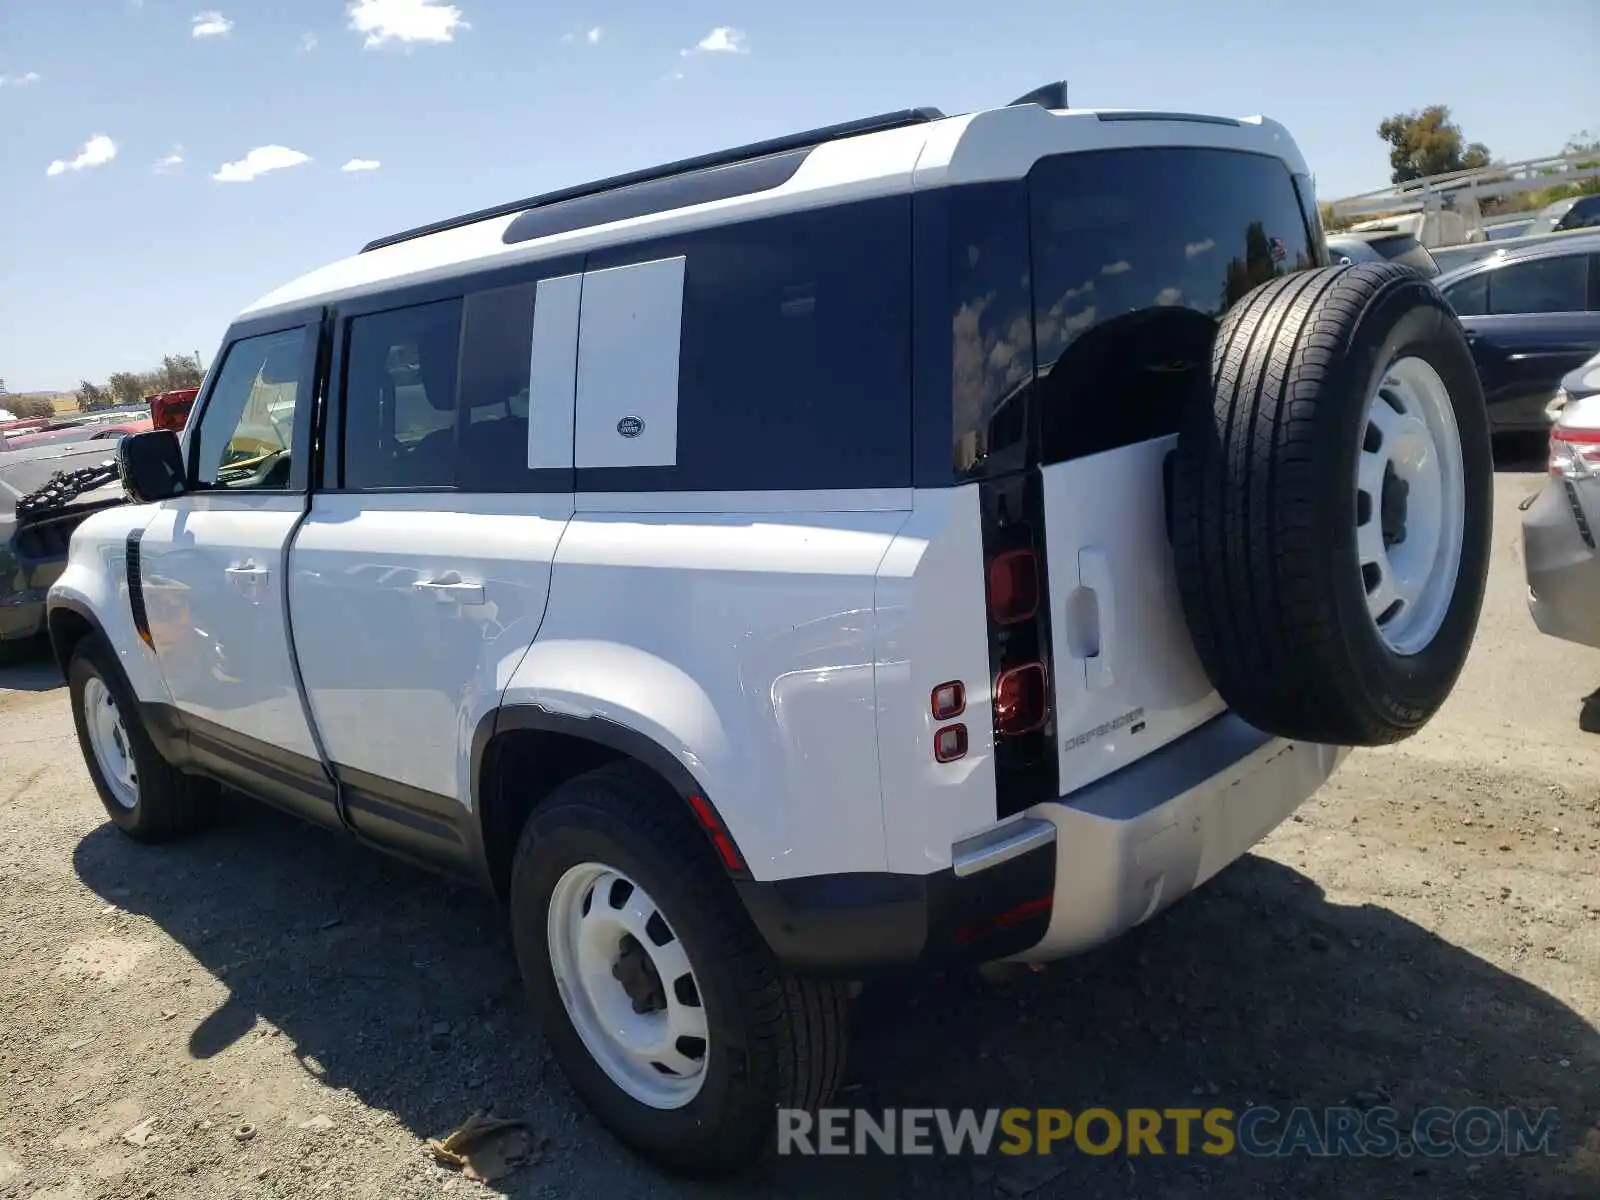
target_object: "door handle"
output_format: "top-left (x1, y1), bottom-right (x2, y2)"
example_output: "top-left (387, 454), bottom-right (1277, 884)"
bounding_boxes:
top-left (1078, 547), bottom-right (1115, 690)
top-left (413, 577), bottom-right (486, 606)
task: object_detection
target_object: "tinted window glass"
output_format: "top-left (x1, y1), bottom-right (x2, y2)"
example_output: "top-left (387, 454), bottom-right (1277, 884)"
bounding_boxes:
top-left (1488, 255), bottom-right (1588, 314)
top-left (1557, 197), bottom-right (1600, 231)
top-left (456, 283), bottom-right (536, 489)
top-left (193, 327), bottom-right (307, 490)
top-left (1030, 148), bottom-right (1315, 463)
top-left (1445, 272), bottom-right (1489, 316)
top-left (583, 196), bottom-right (912, 490)
top-left (342, 299), bottom-right (462, 489)
top-left (945, 183), bottom-right (1035, 480)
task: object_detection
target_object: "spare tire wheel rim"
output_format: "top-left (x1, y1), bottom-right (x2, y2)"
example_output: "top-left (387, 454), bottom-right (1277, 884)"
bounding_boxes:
top-left (546, 862), bottom-right (709, 1108)
top-left (83, 674), bottom-right (139, 809)
top-left (1355, 354), bottom-right (1466, 656)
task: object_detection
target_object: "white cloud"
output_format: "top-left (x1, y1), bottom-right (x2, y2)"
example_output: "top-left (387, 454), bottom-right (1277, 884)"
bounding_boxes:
top-left (348, 0), bottom-right (467, 48)
top-left (46, 134), bottom-right (117, 177)
top-left (695, 25), bottom-right (747, 53)
top-left (341, 158), bottom-right (381, 172)
top-left (562, 25), bottom-right (602, 45)
top-left (1101, 260), bottom-right (1132, 275)
top-left (300, 32), bottom-right (319, 52)
top-left (1155, 287), bottom-right (1184, 306)
top-left (0, 71), bottom-right (41, 88)
top-left (212, 144), bottom-right (311, 182)
top-left (154, 145), bottom-right (185, 173)
top-left (192, 10), bottom-right (233, 38)
top-left (1184, 238), bottom-right (1215, 259)
top-left (586, 26), bottom-right (602, 43)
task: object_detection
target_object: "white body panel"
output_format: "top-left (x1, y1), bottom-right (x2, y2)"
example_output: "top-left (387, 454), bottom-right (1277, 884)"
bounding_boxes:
top-left (1040, 438), bottom-right (1225, 795)
top-left (49, 503), bottom-right (169, 703)
top-left (574, 256), bottom-right (685, 469)
top-left (873, 486), bottom-right (1000, 873)
top-left (136, 494), bottom-right (317, 759)
top-left (526, 273), bottom-right (582, 471)
top-left (503, 495), bottom-right (909, 880)
top-left (288, 492), bottom-right (571, 803)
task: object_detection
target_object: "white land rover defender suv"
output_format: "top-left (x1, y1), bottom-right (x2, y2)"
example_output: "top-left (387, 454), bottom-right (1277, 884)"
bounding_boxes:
top-left (46, 88), bottom-right (1491, 1174)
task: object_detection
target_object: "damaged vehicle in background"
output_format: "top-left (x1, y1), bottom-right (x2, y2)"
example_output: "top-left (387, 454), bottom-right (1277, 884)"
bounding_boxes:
top-left (0, 387), bottom-right (194, 664)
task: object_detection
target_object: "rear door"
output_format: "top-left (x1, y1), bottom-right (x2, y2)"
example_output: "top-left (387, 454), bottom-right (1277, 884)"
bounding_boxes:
top-left (1026, 147), bottom-right (1319, 794)
top-left (287, 275), bottom-right (577, 862)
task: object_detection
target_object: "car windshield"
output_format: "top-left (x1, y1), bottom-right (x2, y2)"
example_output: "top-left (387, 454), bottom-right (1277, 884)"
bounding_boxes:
top-left (1523, 199), bottom-right (1577, 237)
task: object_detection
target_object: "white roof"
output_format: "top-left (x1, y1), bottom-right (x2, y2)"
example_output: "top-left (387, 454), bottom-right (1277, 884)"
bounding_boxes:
top-left (241, 105), bottom-right (1309, 322)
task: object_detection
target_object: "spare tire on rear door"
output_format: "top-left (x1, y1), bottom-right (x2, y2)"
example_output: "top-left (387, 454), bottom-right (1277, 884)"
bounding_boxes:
top-left (1172, 261), bottom-right (1491, 747)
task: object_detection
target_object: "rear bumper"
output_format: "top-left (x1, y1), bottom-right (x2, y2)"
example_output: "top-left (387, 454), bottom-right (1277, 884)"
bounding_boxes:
top-left (740, 713), bottom-right (1344, 975)
top-left (1523, 478), bottom-right (1600, 650)
top-left (1017, 715), bottom-right (1345, 960)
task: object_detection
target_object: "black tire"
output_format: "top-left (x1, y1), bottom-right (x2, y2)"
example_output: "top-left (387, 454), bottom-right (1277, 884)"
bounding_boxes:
top-left (67, 633), bottom-right (214, 840)
top-left (508, 762), bottom-right (849, 1176)
top-left (1172, 262), bottom-right (1491, 746)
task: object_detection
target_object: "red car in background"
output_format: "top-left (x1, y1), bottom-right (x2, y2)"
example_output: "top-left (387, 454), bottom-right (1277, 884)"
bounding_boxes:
top-left (147, 387), bottom-right (198, 432)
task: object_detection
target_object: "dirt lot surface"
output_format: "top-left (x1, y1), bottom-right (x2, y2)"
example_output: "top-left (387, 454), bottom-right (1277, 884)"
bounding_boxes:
top-left (1, 466), bottom-right (1597, 1200)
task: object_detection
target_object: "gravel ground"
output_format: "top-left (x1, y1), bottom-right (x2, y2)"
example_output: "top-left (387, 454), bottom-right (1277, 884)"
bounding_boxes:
top-left (1, 465), bottom-right (1596, 1200)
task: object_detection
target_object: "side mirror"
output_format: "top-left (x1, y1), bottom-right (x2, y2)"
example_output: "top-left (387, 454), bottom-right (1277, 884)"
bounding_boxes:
top-left (117, 430), bottom-right (187, 503)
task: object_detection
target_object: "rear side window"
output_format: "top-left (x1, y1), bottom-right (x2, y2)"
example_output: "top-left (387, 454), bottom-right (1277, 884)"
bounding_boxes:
top-left (1485, 255), bottom-right (1588, 314)
top-left (1029, 147), bottom-right (1315, 464)
top-left (342, 299), bottom-right (463, 489)
top-left (580, 196), bottom-right (912, 490)
top-left (456, 282), bottom-right (536, 489)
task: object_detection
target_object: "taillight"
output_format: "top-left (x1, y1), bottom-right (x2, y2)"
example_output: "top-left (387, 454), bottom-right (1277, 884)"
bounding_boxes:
top-left (933, 724), bottom-right (968, 763)
top-left (994, 662), bottom-right (1049, 737)
top-left (931, 681), bottom-right (966, 721)
top-left (1550, 424), bottom-right (1600, 479)
top-left (987, 549), bottom-right (1040, 625)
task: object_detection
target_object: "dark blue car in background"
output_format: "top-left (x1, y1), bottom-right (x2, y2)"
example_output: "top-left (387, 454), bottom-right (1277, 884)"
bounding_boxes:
top-left (1436, 231), bottom-right (1600, 433)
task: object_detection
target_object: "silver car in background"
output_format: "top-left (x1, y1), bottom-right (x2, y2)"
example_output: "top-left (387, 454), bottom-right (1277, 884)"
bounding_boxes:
top-left (1523, 367), bottom-right (1600, 651)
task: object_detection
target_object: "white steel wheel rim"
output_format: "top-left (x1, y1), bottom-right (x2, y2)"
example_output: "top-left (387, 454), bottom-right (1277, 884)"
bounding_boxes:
top-left (1355, 355), bottom-right (1466, 656)
top-left (546, 862), bottom-right (709, 1109)
top-left (83, 675), bottom-right (138, 809)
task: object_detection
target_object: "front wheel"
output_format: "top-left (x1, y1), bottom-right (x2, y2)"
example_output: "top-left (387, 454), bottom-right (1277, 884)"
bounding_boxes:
top-left (67, 633), bottom-right (214, 841)
top-left (509, 762), bottom-right (849, 1176)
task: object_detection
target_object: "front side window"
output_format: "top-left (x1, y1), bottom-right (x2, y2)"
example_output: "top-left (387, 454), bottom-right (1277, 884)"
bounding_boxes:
top-left (1444, 272), bottom-right (1490, 316)
top-left (192, 327), bottom-right (307, 490)
top-left (342, 299), bottom-right (462, 489)
top-left (1487, 255), bottom-right (1588, 315)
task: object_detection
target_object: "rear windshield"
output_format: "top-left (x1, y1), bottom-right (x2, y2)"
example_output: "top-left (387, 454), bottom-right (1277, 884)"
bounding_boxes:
top-left (1029, 147), bottom-right (1316, 464)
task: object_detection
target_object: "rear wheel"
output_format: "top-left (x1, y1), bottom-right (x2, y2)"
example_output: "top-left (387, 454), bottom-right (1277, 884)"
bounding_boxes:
top-left (509, 762), bottom-right (848, 1175)
top-left (1172, 262), bottom-right (1492, 746)
top-left (68, 634), bottom-right (213, 840)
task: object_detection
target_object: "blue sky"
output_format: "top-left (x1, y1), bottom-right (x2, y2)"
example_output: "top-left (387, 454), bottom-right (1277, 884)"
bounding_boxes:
top-left (1, 0), bottom-right (1595, 390)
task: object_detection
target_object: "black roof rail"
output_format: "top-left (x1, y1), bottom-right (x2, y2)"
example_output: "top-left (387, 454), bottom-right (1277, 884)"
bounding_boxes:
top-left (360, 106), bottom-right (947, 255)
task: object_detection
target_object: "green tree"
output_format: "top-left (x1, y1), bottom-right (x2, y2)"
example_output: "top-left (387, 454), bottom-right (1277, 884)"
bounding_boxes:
top-left (8, 396), bottom-right (56, 419)
top-left (1378, 106), bottom-right (1492, 184)
top-left (76, 380), bottom-right (111, 411)
top-left (158, 353), bottom-right (203, 390)
top-left (107, 371), bottom-right (146, 406)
